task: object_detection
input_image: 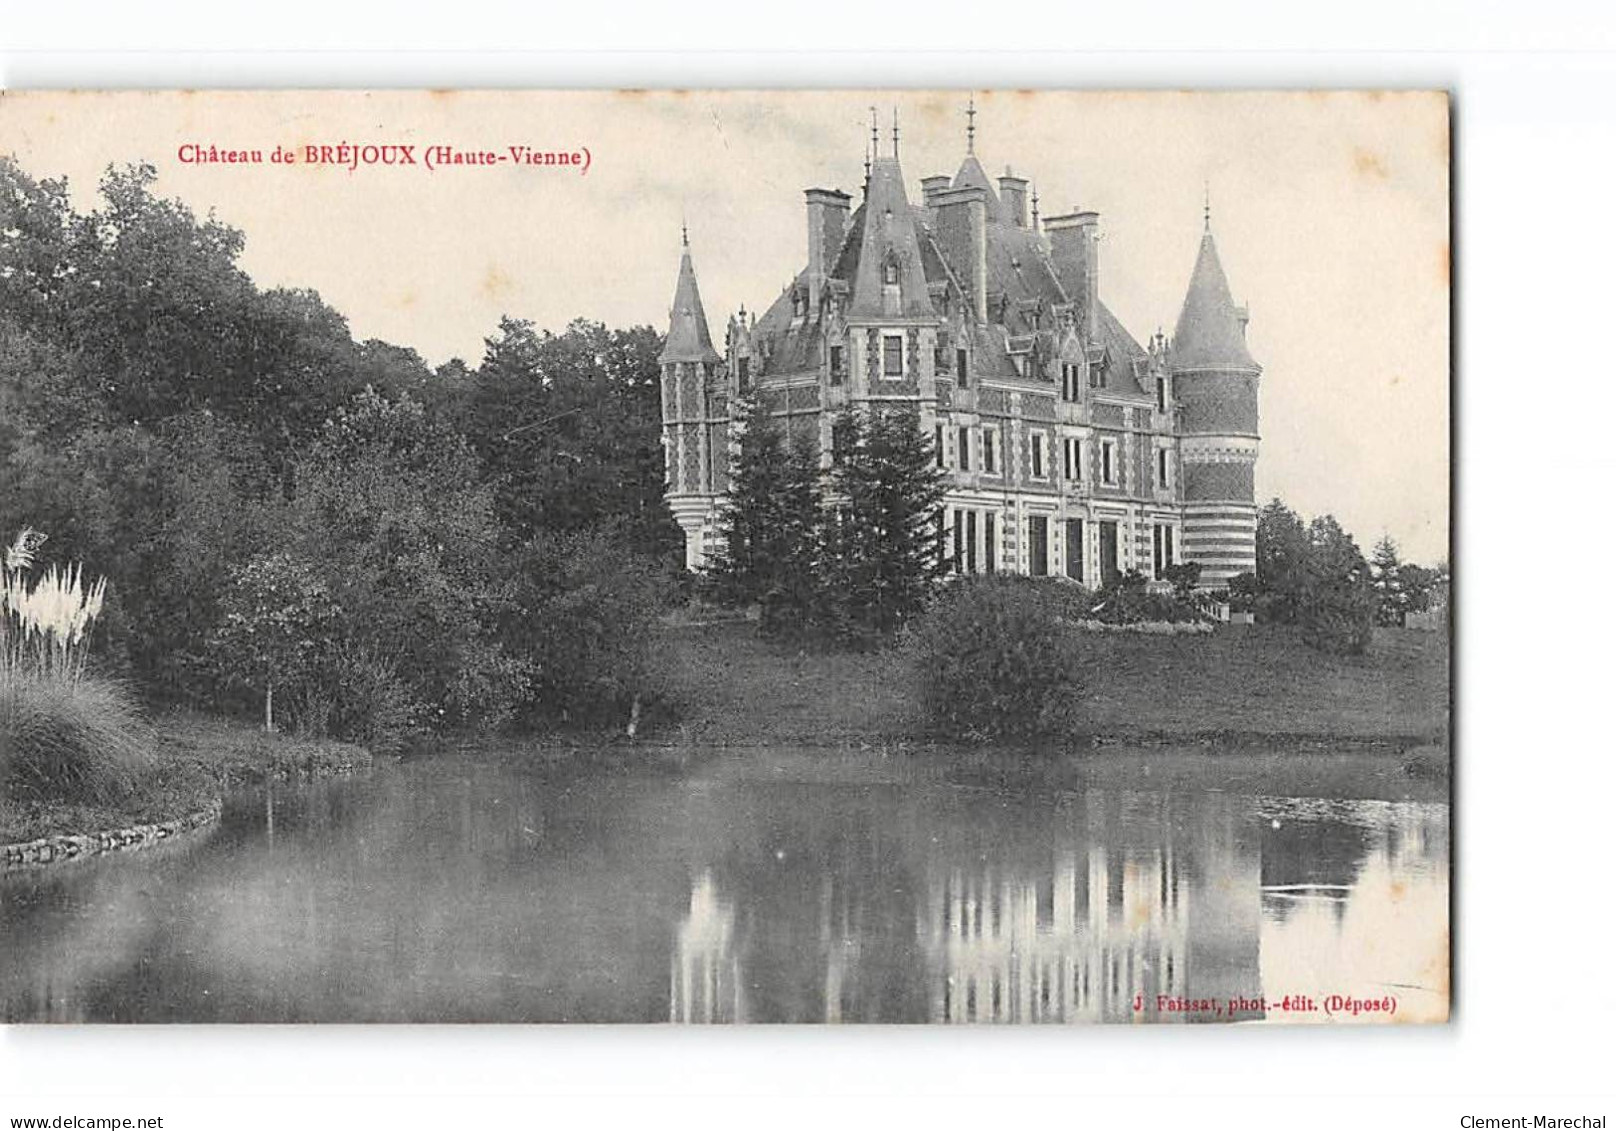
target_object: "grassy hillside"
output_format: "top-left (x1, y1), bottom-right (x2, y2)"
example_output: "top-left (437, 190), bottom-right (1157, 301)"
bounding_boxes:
top-left (659, 620), bottom-right (1448, 747)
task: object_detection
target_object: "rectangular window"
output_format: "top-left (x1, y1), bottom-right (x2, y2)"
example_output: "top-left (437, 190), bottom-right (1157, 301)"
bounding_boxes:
top-left (1031, 432), bottom-right (1047, 479)
top-left (829, 345), bottom-right (844, 386)
top-left (957, 425), bottom-right (971, 471)
top-left (737, 356), bottom-right (750, 393)
top-left (956, 348), bottom-right (968, 387)
top-left (984, 512), bottom-right (997, 574)
top-left (1101, 440), bottom-right (1116, 485)
top-left (1153, 524), bottom-right (1165, 578)
top-left (1156, 376), bottom-right (1167, 412)
top-left (1065, 518), bottom-right (1084, 582)
top-left (934, 424), bottom-right (945, 468)
top-left (1028, 516), bottom-right (1050, 577)
top-left (965, 510), bottom-right (978, 574)
top-left (1157, 448), bottom-right (1170, 489)
top-left (953, 509), bottom-right (966, 574)
top-left (1064, 437), bottom-right (1082, 481)
top-left (1062, 362), bottom-right (1081, 402)
top-left (982, 427), bottom-right (998, 474)
top-left (882, 334), bottom-right (904, 378)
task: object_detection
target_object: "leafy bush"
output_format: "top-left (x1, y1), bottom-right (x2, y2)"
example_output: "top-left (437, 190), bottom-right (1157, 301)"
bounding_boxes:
top-left (906, 575), bottom-right (1088, 740)
top-left (503, 526), bottom-right (675, 729)
top-left (287, 643), bottom-right (420, 755)
top-left (0, 670), bottom-right (155, 804)
top-left (1300, 576), bottom-right (1377, 655)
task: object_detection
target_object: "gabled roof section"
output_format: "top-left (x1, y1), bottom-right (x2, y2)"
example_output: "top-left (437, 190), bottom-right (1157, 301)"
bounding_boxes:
top-left (659, 239), bottom-right (724, 365)
top-left (848, 156), bottom-right (939, 320)
top-left (1170, 229), bottom-right (1258, 372)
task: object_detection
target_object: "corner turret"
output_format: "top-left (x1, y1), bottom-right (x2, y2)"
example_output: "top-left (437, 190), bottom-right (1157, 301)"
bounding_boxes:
top-left (659, 229), bottom-right (728, 570)
top-left (1169, 212), bottom-right (1261, 586)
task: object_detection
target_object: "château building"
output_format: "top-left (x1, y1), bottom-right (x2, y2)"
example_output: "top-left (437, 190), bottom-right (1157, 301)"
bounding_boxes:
top-left (658, 105), bottom-right (1261, 589)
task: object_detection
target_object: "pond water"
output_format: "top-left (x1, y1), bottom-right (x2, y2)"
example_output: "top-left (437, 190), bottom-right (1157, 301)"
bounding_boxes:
top-left (0, 753), bottom-right (1448, 1023)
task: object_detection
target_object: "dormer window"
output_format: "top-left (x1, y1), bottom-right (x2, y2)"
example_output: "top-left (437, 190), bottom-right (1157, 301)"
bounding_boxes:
top-left (883, 254), bottom-right (900, 286)
top-left (737, 356), bottom-right (750, 393)
top-left (1156, 375), bottom-right (1168, 412)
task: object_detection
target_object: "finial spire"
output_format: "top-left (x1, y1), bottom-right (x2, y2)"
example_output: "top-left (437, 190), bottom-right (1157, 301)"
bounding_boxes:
top-left (891, 106), bottom-right (900, 160)
top-left (1031, 183), bottom-right (1040, 228)
top-left (680, 214), bottom-right (688, 247)
top-left (966, 93), bottom-right (977, 154)
top-left (1203, 180), bottom-right (1211, 231)
top-left (869, 106), bottom-right (879, 159)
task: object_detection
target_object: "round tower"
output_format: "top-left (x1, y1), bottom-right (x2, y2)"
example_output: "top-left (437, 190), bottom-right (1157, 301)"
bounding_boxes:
top-left (659, 228), bottom-right (726, 571)
top-left (1169, 215), bottom-right (1261, 588)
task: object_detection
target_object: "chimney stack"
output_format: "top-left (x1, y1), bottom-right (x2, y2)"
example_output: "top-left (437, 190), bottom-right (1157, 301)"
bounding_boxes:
top-left (998, 169), bottom-right (1029, 228)
top-left (920, 175), bottom-right (952, 208)
top-left (804, 187), bottom-right (851, 314)
top-left (1045, 209), bottom-right (1100, 338)
top-left (934, 185), bottom-right (988, 322)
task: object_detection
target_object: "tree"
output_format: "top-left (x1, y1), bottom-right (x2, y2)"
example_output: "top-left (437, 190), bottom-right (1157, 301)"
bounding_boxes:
top-left (822, 405), bottom-right (947, 640)
top-left (460, 317), bottom-right (678, 560)
top-left (1300, 515), bottom-right (1375, 654)
top-left (1255, 498), bottom-right (1309, 623)
top-left (1370, 535), bottom-right (1408, 626)
top-left (703, 396), bottom-right (822, 634)
top-left (214, 552), bottom-right (341, 732)
top-left (288, 386), bottom-right (520, 732)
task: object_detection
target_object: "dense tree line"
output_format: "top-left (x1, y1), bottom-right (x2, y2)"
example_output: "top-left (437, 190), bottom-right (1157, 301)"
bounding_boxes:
top-left (0, 158), bottom-right (678, 748)
top-left (1235, 498), bottom-right (1447, 654)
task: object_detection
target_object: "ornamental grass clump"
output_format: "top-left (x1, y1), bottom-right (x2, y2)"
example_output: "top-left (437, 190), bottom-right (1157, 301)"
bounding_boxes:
top-left (0, 528), bottom-right (153, 805)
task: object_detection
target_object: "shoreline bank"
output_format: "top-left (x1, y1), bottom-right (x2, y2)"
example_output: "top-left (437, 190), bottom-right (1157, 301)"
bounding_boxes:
top-left (0, 714), bottom-right (373, 867)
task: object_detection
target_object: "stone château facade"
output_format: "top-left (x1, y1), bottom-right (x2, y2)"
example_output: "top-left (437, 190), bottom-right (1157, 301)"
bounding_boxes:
top-left (658, 106), bottom-right (1261, 589)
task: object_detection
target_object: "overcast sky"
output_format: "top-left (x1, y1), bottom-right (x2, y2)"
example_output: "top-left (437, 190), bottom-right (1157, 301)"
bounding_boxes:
top-left (0, 90), bottom-right (1449, 562)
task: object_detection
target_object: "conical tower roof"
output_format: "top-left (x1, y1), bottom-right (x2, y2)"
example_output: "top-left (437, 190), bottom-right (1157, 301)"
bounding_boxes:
top-left (1171, 227), bottom-right (1258, 372)
top-left (660, 236), bottom-right (723, 365)
top-left (848, 155), bottom-right (937, 320)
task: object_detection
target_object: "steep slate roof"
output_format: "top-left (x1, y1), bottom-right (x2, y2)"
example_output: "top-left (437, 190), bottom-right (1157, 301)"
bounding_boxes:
top-left (752, 270), bottom-right (828, 377)
top-left (950, 154), bottom-right (1004, 222)
top-left (848, 156), bottom-right (938, 319)
top-left (1170, 228), bottom-right (1258, 372)
top-left (659, 240), bottom-right (724, 365)
top-left (1094, 300), bottom-right (1152, 397)
top-left (735, 143), bottom-right (1163, 399)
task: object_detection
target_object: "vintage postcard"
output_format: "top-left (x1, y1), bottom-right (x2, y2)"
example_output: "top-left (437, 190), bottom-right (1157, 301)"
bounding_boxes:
top-left (0, 90), bottom-right (1450, 1024)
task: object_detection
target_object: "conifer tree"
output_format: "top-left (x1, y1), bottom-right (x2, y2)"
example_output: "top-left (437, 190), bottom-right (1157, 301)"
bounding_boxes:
top-left (704, 396), bottom-right (821, 633)
top-left (1370, 534), bottom-right (1407, 626)
top-left (823, 404), bottom-right (947, 640)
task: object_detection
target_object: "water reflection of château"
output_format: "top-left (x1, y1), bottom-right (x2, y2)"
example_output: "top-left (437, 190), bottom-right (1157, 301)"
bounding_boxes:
top-left (669, 789), bottom-right (1268, 1024)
